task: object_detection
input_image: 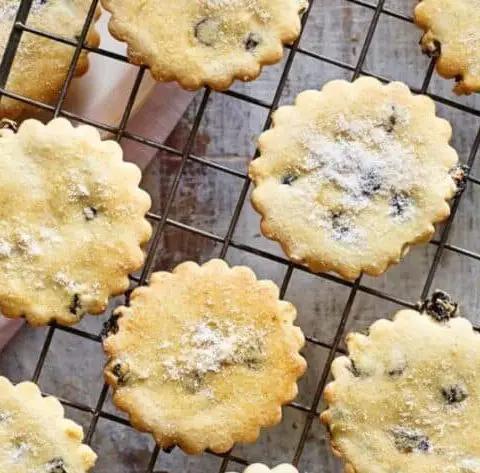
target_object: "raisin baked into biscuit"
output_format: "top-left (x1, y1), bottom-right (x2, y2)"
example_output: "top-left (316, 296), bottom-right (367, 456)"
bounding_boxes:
top-left (103, 259), bottom-right (306, 454)
top-left (0, 0), bottom-right (100, 118)
top-left (101, 0), bottom-right (308, 90)
top-left (321, 291), bottom-right (480, 473)
top-left (250, 78), bottom-right (459, 280)
top-left (0, 118), bottom-right (152, 326)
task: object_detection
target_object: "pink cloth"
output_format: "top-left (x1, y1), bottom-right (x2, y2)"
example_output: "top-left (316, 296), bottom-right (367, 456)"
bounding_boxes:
top-left (0, 84), bottom-right (193, 351)
top-left (0, 318), bottom-right (23, 351)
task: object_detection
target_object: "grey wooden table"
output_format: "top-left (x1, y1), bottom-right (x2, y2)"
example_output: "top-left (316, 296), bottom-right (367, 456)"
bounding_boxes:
top-left (1, 1), bottom-right (479, 472)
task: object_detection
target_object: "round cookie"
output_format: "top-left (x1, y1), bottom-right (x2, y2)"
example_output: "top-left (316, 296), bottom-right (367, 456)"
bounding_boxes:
top-left (229, 464), bottom-right (298, 473)
top-left (103, 259), bottom-right (306, 454)
top-left (0, 377), bottom-right (97, 472)
top-left (321, 292), bottom-right (480, 473)
top-left (249, 77), bottom-right (459, 280)
top-left (414, 0), bottom-right (480, 95)
top-left (0, 118), bottom-right (152, 326)
top-left (100, 0), bottom-right (308, 91)
top-left (0, 0), bottom-right (100, 119)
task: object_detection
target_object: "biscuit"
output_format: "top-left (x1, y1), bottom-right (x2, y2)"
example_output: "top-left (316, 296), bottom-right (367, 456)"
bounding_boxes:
top-left (228, 465), bottom-right (298, 473)
top-left (414, 0), bottom-right (480, 95)
top-left (0, 118), bottom-right (152, 326)
top-left (320, 291), bottom-right (480, 473)
top-left (249, 78), bottom-right (459, 280)
top-left (0, 0), bottom-right (100, 118)
top-left (103, 259), bottom-right (306, 454)
top-left (100, 0), bottom-right (308, 91)
top-left (0, 376), bottom-right (96, 472)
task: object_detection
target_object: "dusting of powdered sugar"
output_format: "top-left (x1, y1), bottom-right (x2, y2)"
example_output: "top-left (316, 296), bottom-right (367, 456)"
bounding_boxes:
top-left (289, 107), bottom-right (419, 245)
top-left (200, 0), bottom-right (272, 22)
top-left (54, 271), bottom-right (80, 293)
top-left (162, 320), bottom-right (265, 395)
top-left (39, 227), bottom-right (62, 244)
top-left (0, 240), bottom-right (12, 258)
top-left (457, 458), bottom-right (480, 473)
top-left (0, 227), bottom-right (61, 261)
top-left (301, 115), bottom-right (416, 209)
top-left (16, 232), bottom-right (42, 257)
top-left (7, 442), bottom-right (31, 462)
top-left (0, 0), bottom-right (46, 22)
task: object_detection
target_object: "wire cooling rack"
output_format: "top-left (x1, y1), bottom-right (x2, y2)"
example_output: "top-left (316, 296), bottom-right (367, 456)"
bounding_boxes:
top-left (0, 0), bottom-right (479, 472)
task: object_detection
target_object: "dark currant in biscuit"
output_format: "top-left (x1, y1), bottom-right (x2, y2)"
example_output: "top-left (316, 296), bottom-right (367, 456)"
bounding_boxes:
top-left (390, 192), bottom-right (410, 217)
top-left (420, 37), bottom-right (442, 58)
top-left (375, 104), bottom-right (399, 133)
top-left (282, 174), bottom-right (298, 185)
top-left (46, 458), bottom-right (67, 473)
top-left (420, 290), bottom-right (459, 322)
top-left (112, 362), bottom-right (130, 385)
top-left (391, 427), bottom-right (431, 453)
top-left (194, 18), bottom-right (219, 47)
top-left (331, 212), bottom-right (350, 238)
top-left (388, 361), bottom-right (407, 377)
top-left (442, 384), bottom-right (468, 404)
top-left (68, 294), bottom-right (82, 316)
top-left (450, 164), bottom-right (469, 197)
top-left (245, 32), bottom-right (261, 52)
top-left (360, 168), bottom-right (382, 196)
top-left (102, 313), bottom-right (121, 338)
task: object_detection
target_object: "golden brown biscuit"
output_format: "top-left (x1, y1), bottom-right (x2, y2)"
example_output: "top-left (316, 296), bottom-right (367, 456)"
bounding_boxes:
top-left (0, 118), bottom-right (152, 326)
top-left (249, 78), bottom-right (459, 280)
top-left (103, 259), bottom-right (306, 454)
top-left (100, 0), bottom-right (308, 90)
top-left (321, 291), bottom-right (480, 473)
top-left (0, 376), bottom-right (97, 473)
top-left (0, 0), bottom-right (100, 119)
top-left (414, 0), bottom-right (480, 95)
top-left (228, 465), bottom-right (299, 473)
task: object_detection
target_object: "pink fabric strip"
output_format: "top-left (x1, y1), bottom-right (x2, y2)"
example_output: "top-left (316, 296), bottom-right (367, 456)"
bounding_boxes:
top-left (0, 318), bottom-right (23, 351)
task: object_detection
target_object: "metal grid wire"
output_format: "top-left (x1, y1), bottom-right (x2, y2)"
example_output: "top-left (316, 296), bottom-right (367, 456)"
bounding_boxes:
top-left (1, 0), bottom-right (479, 471)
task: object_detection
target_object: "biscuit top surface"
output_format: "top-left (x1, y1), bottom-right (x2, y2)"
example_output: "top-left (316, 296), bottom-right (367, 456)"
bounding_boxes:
top-left (0, 378), bottom-right (96, 473)
top-left (415, 0), bottom-right (480, 93)
top-left (324, 309), bottom-right (480, 473)
top-left (249, 78), bottom-right (458, 279)
top-left (0, 119), bottom-right (151, 326)
top-left (101, 0), bottom-right (306, 90)
top-left (103, 259), bottom-right (306, 453)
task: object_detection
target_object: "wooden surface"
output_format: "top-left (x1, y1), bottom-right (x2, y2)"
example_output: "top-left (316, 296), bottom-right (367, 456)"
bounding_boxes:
top-left (1, 1), bottom-right (480, 472)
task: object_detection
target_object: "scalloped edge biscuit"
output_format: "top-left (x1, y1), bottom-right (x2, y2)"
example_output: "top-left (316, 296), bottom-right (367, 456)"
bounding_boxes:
top-left (100, 0), bottom-right (308, 91)
top-left (103, 259), bottom-right (306, 454)
top-left (0, 0), bottom-right (101, 119)
top-left (228, 464), bottom-right (299, 473)
top-left (320, 292), bottom-right (480, 473)
top-left (249, 77), bottom-right (459, 280)
top-left (414, 0), bottom-right (480, 95)
top-left (0, 376), bottom-right (96, 472)
top-left (0, 118), bottom-right (152, 326)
